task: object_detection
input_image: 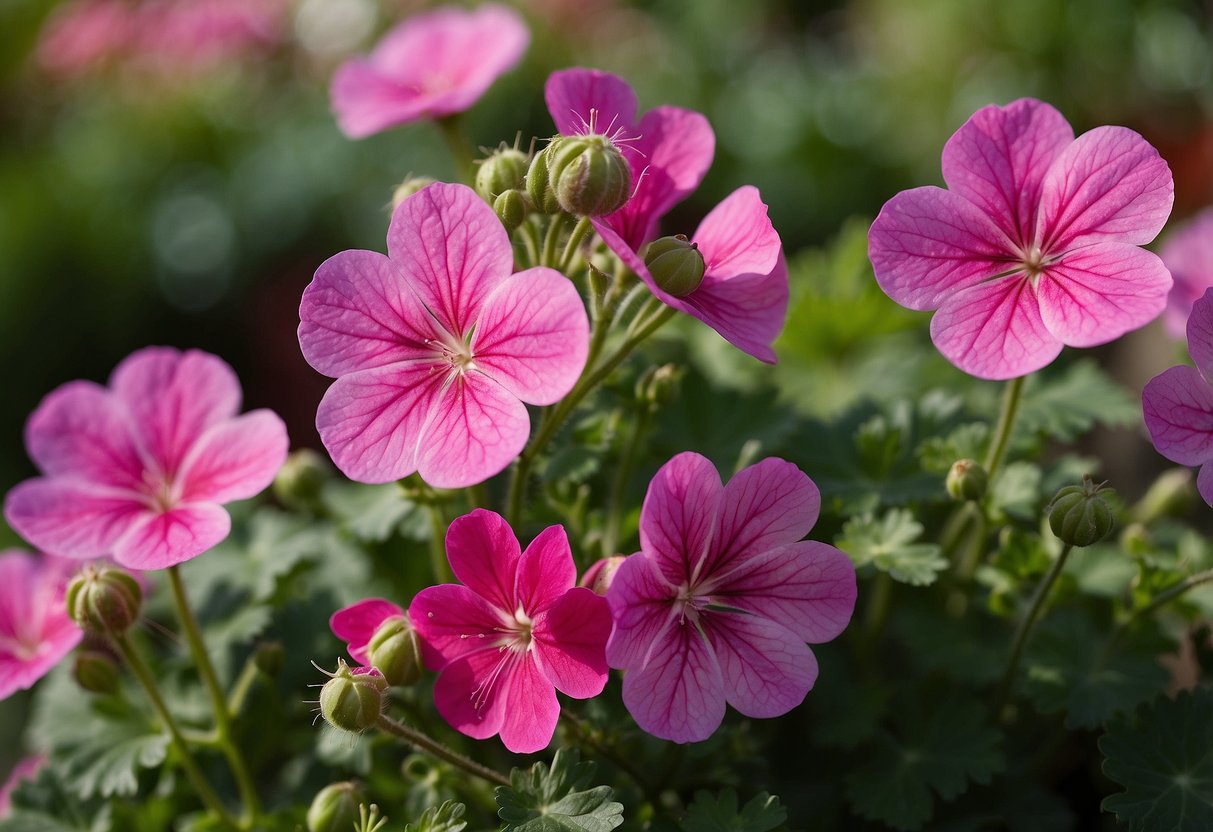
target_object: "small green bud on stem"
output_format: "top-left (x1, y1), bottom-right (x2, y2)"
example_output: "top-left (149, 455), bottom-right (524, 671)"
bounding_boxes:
top-left (644, 235), bottom-right (706, 297)
top-left (475, 147), bottom-right (529, 201)
top-left (307, 781), bottom-right (365, 832)
top-left (367, 615), bottom-right (424, 687)
top-left (66, 566), bottom-right (142, 635)
top-left (1047, 475), bottom-right (1115, 547)
top-left (318, 659), bottom-right (387, 733)
top-left (946, 458), bottom-right (988, 502)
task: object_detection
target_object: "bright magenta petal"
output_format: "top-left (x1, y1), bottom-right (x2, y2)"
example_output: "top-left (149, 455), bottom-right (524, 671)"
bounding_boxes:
top-left (4, 479), bottom-right (146, 561)
top-left (694, 187), bottom-right (781, 282)
top-left (24, 381), bottom-right (144, 490)
top-left (112, 503), bottom-right (230, 570)
top-left (639, 452), bottom-right (723, 586)
top-left (299, 249), bottom-right (439, 377)
top-left (1187, 289), bottom-right (1213, 383)
top-left (941, 98), bottom-right (1073, 247)
top-left (1037, 125), bottom-right (1174, 252)
top-left (1036, 243), bottom-right (1171, 348)
top-left (410, 582), bottom-right (509, 668)
top-left (605, 554), bottom-right (677, 670)
top-left (472, 267), bottom-right (589, 405)
top-left (497, 654), bottom-right (560, 754)
top-left (414, 373), bottom-right (529, 489)
top-left (180, 410), bottom-right (288, 503)
top-left (432, 648), bottom-right (513, 741)
top-left (621, 622), bottom-right (725, 743)
top-left (330, 598), bottom-right (404, 665)
top-left (703, 612), bottom-right (818, 718)
top-left (1142, 366), bottom-right (1213, 466)
top-left (515, 525), bottom-right (577, 616)
top-left (386, 183), bottom-right (514, 336)
top-left (869, 186), bottom-right (1015, 312)
top-left (444, 508), bottom-right (520, 613)
top-left (930, 276), bottom-right (1062, 380)
top-left (544, 67), bottom-right (638, 138)
top-left (532, 587), bottom-right (610, 699)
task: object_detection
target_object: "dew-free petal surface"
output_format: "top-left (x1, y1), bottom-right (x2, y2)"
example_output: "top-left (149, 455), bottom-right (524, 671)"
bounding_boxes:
top-left (532, 587), bottom-right (611, 699)
top-left (112, 502), bottom-right (231, 570)
top-left (640, 452), bottom-right (722, 585)
top-left (703, 613), bottom-right (818, 718)
top-left (180, 410), bottom-right (289, 504)
top-left (1143, 365), bottom-right (1213, 466)
top-left (413, 373), bottom-right (529, 489)
top-left (621, 623), bottom-right (725, 744)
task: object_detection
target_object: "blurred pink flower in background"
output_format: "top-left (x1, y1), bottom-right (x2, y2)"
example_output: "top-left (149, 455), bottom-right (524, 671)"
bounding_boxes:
top-left (1161, 209), bottom-right (1213, 339)
top-left (0, 551), bottom-right (81, 702)
top-left (0, 755), bottom-right (47, 818)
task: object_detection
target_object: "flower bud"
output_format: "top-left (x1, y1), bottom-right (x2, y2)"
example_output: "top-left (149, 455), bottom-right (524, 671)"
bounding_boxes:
top-left (73, 648), bottom-right (122, 694)
top-left (580, 556), bottom-right (626, 595)
top-left (635, 364), bottom-right (682, 408)
top-left (525, 146), bottom-right (562, 215)
top-left (547, 134), bottom-right (632, 217)
top-left (366, 616), bottom-right (423, 687)
top-left (946, 459), bottom-right (988, 502)
top-left (253, 641), bottom-right (286, 678)
top-left (273, 449), bottom-right (330, 510)
top-left (1047, 477), bottom-right (1115, 548)
top-left (475, 147), bottom-right (529, 201)
top-left (307, 781), bottom-right (365, 832)
top-left (644, 235), bottom-right (705, 297)
top-left (493, 189), bottom-right (529, 231)
top-left (391, 177), bottom-right (437, 210)
top-left (66, 566), bottom-right (142, 635)
top-left (319, 660), bottom-right (386, 733)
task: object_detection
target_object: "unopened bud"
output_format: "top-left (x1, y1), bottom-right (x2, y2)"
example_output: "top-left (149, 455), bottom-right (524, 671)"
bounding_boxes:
top-left (644, 235), bottom-right (705, 297)
top-left (307, 781), bottom-right (365, 832)
top-left (73, 648), bottom-right (121, 694)
top-left (253, 641), bottom-right (285, 678)
top-left (66, 566), bottom-right (142, 635)
top-left (493, 189), bottom-right (529, 231)
top-left (635, 364), bottom-right (682, 408)
top-left (580, 556), bottom-right (626, 595)
top-left (475, 147), bottom-right (529, 201)
top-left (547, 134), bottom-right (632, 217)
top-left (1048, 476), bottom-right (1115, 548)
top-left (366, 616), bottom-right (423, 687)
top-left (319, 660), bottom-right (386, 733)
top-left (273, 449), bottom-right (330, 510)
top-left (946, 459), bottom-right (988, 502)
top-left (525, 145), bottom-right (562, 214)
top-left (391, 177), bottom-right (437, 210)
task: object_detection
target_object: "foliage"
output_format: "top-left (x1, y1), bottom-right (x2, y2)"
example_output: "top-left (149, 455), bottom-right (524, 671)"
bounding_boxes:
top-left (497, 750), bottom-right (624, 832)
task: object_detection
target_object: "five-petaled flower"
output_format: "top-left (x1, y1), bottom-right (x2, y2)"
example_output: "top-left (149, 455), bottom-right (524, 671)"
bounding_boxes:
top-left (4, 347), bottom-right (289, 570)
top-left (868, 98), bottom-right (1174, 380)
top-left (409, 509), bottom-right (611, 753)
top-left (0, 551), bottom-right (82, 701)
top-left (606, 453), bottom-right (856, 743)
top-left (1143, 287), bottom-right (1213, 506)
top-left (1160, 208), bottom-right (1213, 339)
top-left (298, 182), bottom-right (589, 489)
top-left (331, 4), bottom-right (529, 139)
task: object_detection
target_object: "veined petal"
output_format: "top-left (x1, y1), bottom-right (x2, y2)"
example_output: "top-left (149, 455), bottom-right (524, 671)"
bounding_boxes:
top-left (24, 381), bottom-right (144, 490)
top-left (498, 654), bottom-right (560, 754)
top-left (605, 554), bottom-right (678, 670)
top-left (930, 276), bottom-right (1062, 380)
top-left (4, 478), bottom-right (147, 561)
top-left (544, 67), bottom-right (638, 138)
top-left (112, 502), bottom-right (231, 570)
top-left (1036, 243), bottom-right (1171, 348)
top-left (179, 410), bottom-right (289, 504)
top-left (532, 587), bottom-right (610, 699)
top-left (414, 373), bottom-right (530, 489)
top-left (1143, 366), bottom-right (1213, 467)
top-left (693, 187), bottom-right (781, 282)
top-left (331, 598), bottom-right (405, 665)
top-left (639, 452), bottom-right (722, 586)
top-left (410, 582), bottom-right (510, 668)
top-left (681, 261), bottom-right (788, 364)
top-left (472, 267), bottom-right (589, 406)
top-left (515, 525), bottom-right (577, 617)
top-left (702, 612), bottom-right (818, 718)
top-left (444, 509), bottom-right (520, 613)
top-left (1187, 289), bottom-right (1213, 384)
top-left (621, 621), bottom-right (725, 743)
top-left (432, 648), bottom-right (513, 741)
top-left (1037, 125), bottom-right (1174, 251)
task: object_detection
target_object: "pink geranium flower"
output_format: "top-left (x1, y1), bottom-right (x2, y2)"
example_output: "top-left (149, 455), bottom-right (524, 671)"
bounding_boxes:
top-left (1161, 209), bottom-right (1213, 339)
top-left (0, 755), bottom-right (47, 818)
top-left (330, 597), bottom-right (404, 665)
top-left (298, 182), bottom-right (589, 488)
top-left (869, 98), bottom-right (1174, 380)
top-left (0, 551), bottom-right (82, 701)
top-left (606, 453), bottom-right (856, 743)
top-left (409, 509), bottom-right (611, 753)
top-left (4, 347), bottom-right (289, 570)
top-left (331, 4), bottom-right (529, 139)
top-left (1143, 288), bottom-right (1213, 505)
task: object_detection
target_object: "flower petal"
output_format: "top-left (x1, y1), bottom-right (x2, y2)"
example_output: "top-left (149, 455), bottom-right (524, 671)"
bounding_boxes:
top-left (444, 508), bottom-right (520, 613)
top-left (386, 183), bottom-right (514, 336)
top-left (702, 612), bottom-right (818, 718)
top-left (1199, 463), bottom-right (1213, 507)
top-left (4, 478), bottom-right (146, 561)
top-left (1036, 243), bottom-right (1171, 348)
top-left (331, 598), bottom-right (405, 665)
top-left (605, 554), bottom-right (677, 670)
top-left (330, 59), bottom-right (432, 140)
top-left (515, 525), bottom-right (577, 617)
top-left (1161, 214), bottom-right (1213, 340)
top-left (299, 249), bottom-right (441, 377)
top-left (532, 587), bottom-right (610, 699)
top-left (693, 186), bottom-right (781, 282)
top-left (1187, 288), bottom-right (1213, 383)
top-left (410, 582), bottom-right (509, 668)
top-left (941, 98), bottom-right (1074, 247)
top-left (1143, 365), bottom-right (1213, 466)
top-left (432, 648), bottom-right (512, 741)
top-left (414, 373), bottom-right (529, 489)
top-left (112, 502), bottom-right (230, 570)
top-left (930, 276), bottom-right (1062, 380)
top-left (621, 622), bottom-right (725, 743)
top-left (179, 410), bottom-right (289, 504)
top-left (1037, 125), bottom-right (1174, 251)
top-left (639, 452), bottom-right (722, 586)
top-left (24, 381), bottom-right (144, 490)
top-left (544, 67), bottom-right (638, 138)
top-left (868, 186), bottom-right (1014, 311)
top-left (498, 654), bottom-right (560, 754)
top-left (681, 262), bottom-right (788, 364)
top-left (471, 267), bottom-right (589, 405)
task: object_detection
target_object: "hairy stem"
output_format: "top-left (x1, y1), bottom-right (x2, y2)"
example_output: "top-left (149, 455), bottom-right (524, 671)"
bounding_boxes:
top-left (436, 116), bottom-right (475, 184)
top-left (983, 375), bottom-right (1026, 480)
top-left (542, 213), bottom-right (571, 268)
top-left (375, 714), bottom-right (509, 786)
top-left (1103, 567), bottom-right (1213, 660)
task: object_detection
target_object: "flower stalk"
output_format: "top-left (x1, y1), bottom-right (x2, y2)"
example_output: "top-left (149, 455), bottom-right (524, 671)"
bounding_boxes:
top-left (983, 375), bottom-right (1026, 480)
top-left (375, 714), bottom-right (510, 786)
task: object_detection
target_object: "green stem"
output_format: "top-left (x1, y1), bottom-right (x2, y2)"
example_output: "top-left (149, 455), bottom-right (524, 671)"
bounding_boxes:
top-left (426, 503), bottom-right (453, 584)
top-left (603, 406), bottom-right (650, 557)
top-left (994, 543), bottom-right (1074, 715)
top-left (113, 632), bottom-right (238, 830)
top-left (983, 375), bottom-right (1026, 480)
top-left (227, 656), bottom-right (260, 718)
top-left (436, 116), bottom-right (475, 184)
top-left (167, 567), bottom-right (262, 825)
top-left (1103, 567), bottom-right (1213, 659)
top-left (559, 217), bottom-right (595, 272)
top-left (863, 572), bottom-right (894, 643)
top-left (520, 219), bottom-right (542, 268)
top-left (375, 714), bottom-right (509, 786)
top-left (542, 214), bottom-right (570, 268)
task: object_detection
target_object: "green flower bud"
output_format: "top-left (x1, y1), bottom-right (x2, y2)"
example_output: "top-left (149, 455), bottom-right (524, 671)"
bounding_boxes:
top-left (273, 449), bottom-right (330, 510)
top-left (307, 781), bottom-right (365, 832)
top-left (525, 145), bottom-right (562, 215)
top-left (644, 235), bottom-right (705, 297)
top-left (1047, 477), bottom-right (1115, 548)
top-left (319, 659), bottom-right (386, 733)
top-left (366, 616), bottom-right (423, 687)
top-left (547, 134), bottom-right (632, 217)
top-left (946, 459), bottom-right (988, 502)
top-left (635, 363), bottom-right (683, 408)
top-left (253, 641), bottom-right (286, 678)
top-left (66, 566), bottom-right (142, 635)
top-left (493, 189), bottom-right (529, 231)
top-left (73, 648), bottom-right (121, 694)
top-left (475, 147), bottom-right (529, 201)
top-left (391, 177), bottom-right (437, 210)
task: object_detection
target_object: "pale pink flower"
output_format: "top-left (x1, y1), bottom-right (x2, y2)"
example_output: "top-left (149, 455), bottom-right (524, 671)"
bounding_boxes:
top-left (35, 0), bottom-right (132, 78)
top-left (409, 509), bottom-right (611, 754)
top-left (0, 551), bottom-right (82, 702)
top-left (331, 4), bottom-right (530, 139)
top-left (1161, 209), bottom-right (1213, 339)
top-left (298, 182), bottom-right (589, 488)
top-left (0, 755), bottom-right (47, 818)
top-left (4, 347), bottom-right (289, 570)
top-left (606, 453), bottom-right (856, 743)
top-left (330, 597), bottom-right (405, 665)
top-left (1143, 288), bottom-right (1213, 505)
top-left (132, 0), bottom-right (286, 75)
top-left (869, 98), bottom-right (1174, 380)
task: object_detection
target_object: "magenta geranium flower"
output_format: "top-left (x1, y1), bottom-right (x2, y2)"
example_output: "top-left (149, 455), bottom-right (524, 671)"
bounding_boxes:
top-left (330, 597), bottom-right (404, 665)
top-left (0, 551), bottom-right (82, 701)
top-left (331, 4), bottom-right (529, 139)
top-left (409, 509), bottom-right (611, 754)
top-left (298, 182), bottom-right (589, 488)
top-left (1161, 208), bottom-right (1213, 339)
top-left (4, 347), bottom-right (289, 570)
top-left (1143, 288), bottom-right (1213, 505)
top-left (869, 98), bottom-right (1174, 380)
top-left (606, 453), bottom-right (857, 743)
top-left (0, 755), bottom-right (46, 818)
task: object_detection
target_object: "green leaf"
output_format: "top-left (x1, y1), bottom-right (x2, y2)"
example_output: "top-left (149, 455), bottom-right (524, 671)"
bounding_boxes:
top-left (1101, 688), bottom-right (1213, 831)
top-left (321, 481), bottom-right (422, 543)
top-left (836, 509), bottom-right (948, 586)
top-left (680, 790), bottom-right (786, 832)
top-left (916, 422), bottom-right (990, 475)
top-left (987, 462), bottom-right (1042, 522)
top-left (403, 800), bottom-right (467, 832)
top-left (497, 748), bottom-right (624, 832)
top-left (1014, 361), bottom-right (1139, 446)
